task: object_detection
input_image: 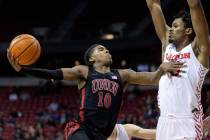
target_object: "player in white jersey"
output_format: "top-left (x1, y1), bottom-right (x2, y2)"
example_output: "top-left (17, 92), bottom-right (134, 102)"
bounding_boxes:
top-left (146, 0), bottom-right (210, 140)
top-left (107, 124), bottom-right (156, 140)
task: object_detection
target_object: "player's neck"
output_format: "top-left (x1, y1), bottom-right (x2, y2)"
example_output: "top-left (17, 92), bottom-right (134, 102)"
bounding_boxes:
top-left (174, 39), bottom-right (191, 52)
top-left (93, 64), bottom-right (111, 74)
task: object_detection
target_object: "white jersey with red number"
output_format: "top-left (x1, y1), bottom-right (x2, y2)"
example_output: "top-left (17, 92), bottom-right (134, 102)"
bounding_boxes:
top-left (157, 43), bottom-right (208, 140)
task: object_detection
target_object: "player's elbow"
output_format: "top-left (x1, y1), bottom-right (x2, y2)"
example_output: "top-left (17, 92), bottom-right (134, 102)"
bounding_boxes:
top-left (146, 76), bottom-right (159, 86)
top-left (151, 78), bottom-right (159, 86)
top-left (154, 79), bottom-right (159, 85)
top-left (150, 73), bottom-right (160, 85)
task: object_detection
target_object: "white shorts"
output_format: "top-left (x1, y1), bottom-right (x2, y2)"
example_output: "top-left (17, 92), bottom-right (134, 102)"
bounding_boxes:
top-left (156, 114), bottom-right (203, 140)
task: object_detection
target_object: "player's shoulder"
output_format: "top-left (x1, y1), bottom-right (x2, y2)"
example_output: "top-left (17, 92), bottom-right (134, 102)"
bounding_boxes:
top-left (73, 65), bottom-right (88, 71)
top-left (72, 65), bottom-right (89, 78)
top-left (117, 69), bottom-right (130, 78)
top-left (117, 69), bottom-right (136, 83)
top-left (118, 69), bottom-right (136, 77)
top-left (118, 69), bottom-right (135, 75)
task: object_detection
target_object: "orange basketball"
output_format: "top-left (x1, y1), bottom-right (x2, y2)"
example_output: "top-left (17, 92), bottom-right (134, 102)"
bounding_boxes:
top-left (8, 34), bottom-right (41, 65)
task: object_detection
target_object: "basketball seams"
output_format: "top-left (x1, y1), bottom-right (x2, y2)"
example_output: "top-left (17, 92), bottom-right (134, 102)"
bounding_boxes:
top-left (9, 37), bottom-right (31, 53)
top-left (21, 40), bottom-right (40, 65)
top-left (9, 34), bottom-right (41, 65)
top-left (15, 39), bottom-right (36, 60)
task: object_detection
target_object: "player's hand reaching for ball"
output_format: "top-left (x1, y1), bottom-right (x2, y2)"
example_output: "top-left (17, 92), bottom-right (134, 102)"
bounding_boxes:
top-left (7, 49), bottom-right (22, 72)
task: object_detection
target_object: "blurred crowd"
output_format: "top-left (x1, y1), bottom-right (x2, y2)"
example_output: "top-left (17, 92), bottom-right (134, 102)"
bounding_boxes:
top-left (0, 83), bottom-right (209, 140)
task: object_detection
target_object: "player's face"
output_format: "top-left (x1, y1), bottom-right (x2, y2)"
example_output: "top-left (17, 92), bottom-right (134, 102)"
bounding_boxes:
top-left (169, 18), bottom-right (187, 44)
top-left (90, 45), bottom-right (112, 66)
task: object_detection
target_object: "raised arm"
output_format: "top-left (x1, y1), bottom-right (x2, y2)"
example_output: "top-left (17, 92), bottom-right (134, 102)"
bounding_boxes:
top-left (146, 0), bottom-right (170, 49)
top-left (123, 124), bottom-right (156, 140)
top-left (119, 62), bottom-right (183, 86)
top-left (187, 0), bottom-right (210, 68)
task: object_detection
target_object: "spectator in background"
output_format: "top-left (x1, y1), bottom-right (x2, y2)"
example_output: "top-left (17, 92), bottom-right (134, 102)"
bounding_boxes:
top-left (8, 91), bottom-right (18, 102)
top-left (48, 102), bottom-right (60, 112)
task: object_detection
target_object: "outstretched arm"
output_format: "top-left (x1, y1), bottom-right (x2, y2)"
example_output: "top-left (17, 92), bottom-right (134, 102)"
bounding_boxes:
top-left (187, 0), bottom-right (210, 68)
top-left (146, 0), bottom-right (170, 56)
top-left (119, 62), bottom-right (183, 86)
top-left (123, 124), bottom-right (156, 140)
top-left (7, 51), bottom-right (88, 81)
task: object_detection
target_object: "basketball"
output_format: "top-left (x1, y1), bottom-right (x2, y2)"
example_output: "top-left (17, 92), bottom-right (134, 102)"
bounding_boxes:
top-left (8, 34), bottom-right (41, 65)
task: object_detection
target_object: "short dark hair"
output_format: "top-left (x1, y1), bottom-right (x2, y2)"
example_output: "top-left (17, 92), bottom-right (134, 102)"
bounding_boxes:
top-left (84, 44), bottom-right (100, 66)
top-left (174, 10), bottom-right (195, 40)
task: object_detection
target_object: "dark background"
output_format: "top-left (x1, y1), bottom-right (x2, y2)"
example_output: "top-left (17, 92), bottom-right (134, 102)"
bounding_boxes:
top-left (0, 0), bottom-right (209, 75)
